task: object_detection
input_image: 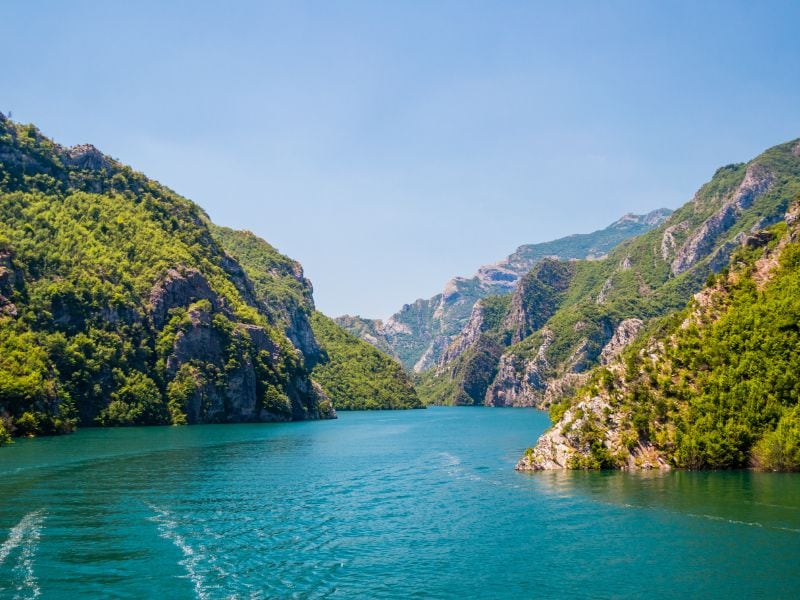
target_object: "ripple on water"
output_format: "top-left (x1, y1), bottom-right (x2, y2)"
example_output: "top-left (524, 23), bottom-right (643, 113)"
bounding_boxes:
top-left (0, 409), bottom-right (799, 598)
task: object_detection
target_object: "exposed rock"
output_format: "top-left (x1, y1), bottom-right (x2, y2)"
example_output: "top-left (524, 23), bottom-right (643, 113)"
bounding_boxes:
top-left (503, 259), bottom-right (574, 344)
top-left (516, 393), bottom-right (670, 471)
top-left (339, 210), bottom-right (671, 371)
top-left (165, 303), bottom-right (333, 424)
top-left (516, 396), bottom-right (614, 470)
top-left (660, 221), bottom-right (690, 260)
top-left (413, 335), bottom-right (450, 373)
top-left (599, 319), bottom-right (644, 364)
top-left (743, 230), bottom-right (775, 249)
top-left (0, 250), bottom-right (20, 317)
top-left (437, 301), bottom-right (487, 370)
top-left (672, 164), bottom-right (773, 275)
top-left (596, 277), bottom-right (613, 304)
top-left (149, 268), bottom-right (224, 329)
top-left (62, 144), bottom-right (113, 171)
top-left (484, 330), bottom-right (554, 408)
top-left (220, 252), bottom-right (258, 307)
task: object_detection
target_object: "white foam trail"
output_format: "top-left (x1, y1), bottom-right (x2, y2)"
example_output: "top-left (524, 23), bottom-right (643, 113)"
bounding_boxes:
top-left (0, 510), bottom-right (45, 599)
top-left (0, 511), bottom-right (44, 566)
top-left (148, 504), bottom-right (211, 600)
top-left (13, 513), bottom-right (43, 599)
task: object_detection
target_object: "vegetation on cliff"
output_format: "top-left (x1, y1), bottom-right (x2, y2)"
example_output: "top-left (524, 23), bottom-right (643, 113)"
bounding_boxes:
top-left (431, 138), bottom-right (800, 413)
top-left (309, 313), bottom-right (421, 409)
top-left (210, 227), bottom-right (421, 411)
top-left (338, 210), bottom-right (670, 372)
top-left (0, 115), bottom-right (415, 444)
top-left (523, 201), bottom-right (800, 471)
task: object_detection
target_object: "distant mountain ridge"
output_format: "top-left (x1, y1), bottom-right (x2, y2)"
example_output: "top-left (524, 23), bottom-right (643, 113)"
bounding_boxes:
top-left (337, 208), bottom-right (672, 372)
top-left (519, 196), bottom-right (800, 471)
top-left (422, 137), bottom-right (800, 415)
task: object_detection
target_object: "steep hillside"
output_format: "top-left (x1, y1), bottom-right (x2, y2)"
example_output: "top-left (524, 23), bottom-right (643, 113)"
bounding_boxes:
top-left (210, 227), bottom-right (421, 410)
top-left (0, 115), bottom-right (412, 443)
top-left (418, 260), bottom-right (576, 406)
top-left (0, 115), bottom-right (337, 441)
top-left (338, 210), bottom-right (670, 372)
top-left (519, 200), bottom-right (800, 471)
top-left (450, 139), bottom-right (800, 412)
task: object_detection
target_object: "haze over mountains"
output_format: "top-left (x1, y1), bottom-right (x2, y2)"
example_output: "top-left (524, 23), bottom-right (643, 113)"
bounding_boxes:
top-left (337, 209), bottom-right (671, 372)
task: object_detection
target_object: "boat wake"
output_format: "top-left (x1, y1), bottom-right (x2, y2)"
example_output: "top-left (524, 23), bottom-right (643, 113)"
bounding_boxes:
top-left (148, 504), bottom-right (225, 600)
top-left (0, 510), bottom-right (45, 599)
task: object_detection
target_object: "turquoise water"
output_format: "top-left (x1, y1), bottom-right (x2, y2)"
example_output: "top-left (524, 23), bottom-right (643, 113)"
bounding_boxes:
top-left (1, 407), bottom-right (799, 599)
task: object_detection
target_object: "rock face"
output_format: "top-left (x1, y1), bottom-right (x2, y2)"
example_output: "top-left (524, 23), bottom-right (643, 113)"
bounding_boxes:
top-left (503, 259), bottom-right (575, 344)
top-left (437, 301), bottom-right (488, 369)
top-left (599, 319), bottom-right (644, 365)
top-left (62, 144), bottom-right (112, 171)
top-left (671, 164), bottom-right (773, 275)
top-left (484, 330), bottom-right (552, 407)
top-left (163, 303), bottom-right (332, 423)
top-left (515, 395), bottom-right (670, 471)
top-left (0, 116), bottom-right (338, 433)
top-left (150, 268), bottom-right (223, 329)
top-left (338, 209), bottom-right (671, 371)
top-left (0, 249), bottom-right (20, 317)
top-left (519, 195), bottom-right (800, 471)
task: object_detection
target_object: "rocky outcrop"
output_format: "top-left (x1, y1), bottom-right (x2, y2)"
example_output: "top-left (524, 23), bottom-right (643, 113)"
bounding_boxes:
top-left (484, 330), bottom-right (554, 408)
top-left (0, 250), bottom-right (20, 317)
top-left (149, 268), bottom-right (224, 329)
top-left (596, 277), bottom-right (613, 304)
top-left (599, 319), bottom-right (644, 364)
top-left (671, 165), bottom-right (773, 275)
top-left (660, 220), bottom-right (690, 261)
top-left (62, 144), bottom-right (113, 171)
top-left (164, 303), bottom-right (333, 423)
top-left (338, 210), bottom-right (671, 372)
top-left (503, 259), bottom-right (575, 344)
top-left (486, 317), bottom-right (644, 410)
top-left (515, 394), bottom-right (670, 471)
top-left (437, 300), bottom-right (488, 369)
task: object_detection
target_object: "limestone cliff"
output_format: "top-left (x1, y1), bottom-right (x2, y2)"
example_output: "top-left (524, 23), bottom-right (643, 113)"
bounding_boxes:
top-left (338, 209), bottom-right (671, 372)
top-left (519, 199), bottom-right (800, 471)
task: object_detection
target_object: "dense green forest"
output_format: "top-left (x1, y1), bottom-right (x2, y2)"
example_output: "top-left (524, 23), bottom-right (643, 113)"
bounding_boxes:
top-left (525, 202), bottom-right (800, 471)
top-left (426, 138), bottom-right (800, 412)
top-left (0, 115), bottom-right (416, 445)
top-left (210, 227), bottom-right (421, 410)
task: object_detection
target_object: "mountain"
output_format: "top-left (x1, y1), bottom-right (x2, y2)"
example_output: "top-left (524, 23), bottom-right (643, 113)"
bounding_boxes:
top-left (519, 198), bottom-right (800, 471)
top-left (424, 138), bottom-right (800, 410)
top-left (0, 115), bottom-right (417, 444)
top-left (337, 209), bottom-right (671, 373)
top-left (210, 227), bottom-right (421, 410)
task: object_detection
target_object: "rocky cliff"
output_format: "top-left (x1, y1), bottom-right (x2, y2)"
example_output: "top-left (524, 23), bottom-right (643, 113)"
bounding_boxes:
top-left (337, 210), bottom-right (671, 372)
top-left (0, 116), bottom-right (408, 442)
top-left (423, 138), bottom-right (800, 413)
top-left (517, 161), bottom-right (800, 471)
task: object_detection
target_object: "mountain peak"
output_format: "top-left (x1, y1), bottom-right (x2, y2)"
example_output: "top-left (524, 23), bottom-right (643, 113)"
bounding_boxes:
top-left (62, 143), bottom-right (113, 171)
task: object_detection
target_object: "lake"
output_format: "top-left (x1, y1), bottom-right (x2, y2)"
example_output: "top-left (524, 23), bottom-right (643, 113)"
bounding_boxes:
top-left (0, 407), bottom-right (799, 598)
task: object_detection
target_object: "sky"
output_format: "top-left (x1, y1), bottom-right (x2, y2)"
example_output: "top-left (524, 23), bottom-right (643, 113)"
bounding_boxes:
top-left (3, 1), bottom-right (800, 318)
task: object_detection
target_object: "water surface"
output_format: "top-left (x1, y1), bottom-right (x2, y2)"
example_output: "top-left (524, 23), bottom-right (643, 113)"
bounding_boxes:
top-left (1, 407), bottom-right (799, 598)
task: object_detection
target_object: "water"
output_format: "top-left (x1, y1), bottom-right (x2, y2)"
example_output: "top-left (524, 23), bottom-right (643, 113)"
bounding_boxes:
top-left (0, 407), bottom-right (799, 599)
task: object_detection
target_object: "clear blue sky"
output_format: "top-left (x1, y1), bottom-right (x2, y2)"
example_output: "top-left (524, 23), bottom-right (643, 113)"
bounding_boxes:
top-left (3, 1), bottom-right (799, 318)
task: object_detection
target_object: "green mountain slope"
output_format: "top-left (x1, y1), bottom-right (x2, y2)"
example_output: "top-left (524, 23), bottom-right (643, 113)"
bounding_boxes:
top-left (210, 227), bottom-right (421, 410)
top-left (451, 138), bottom-right (800, 412)
top-left (337, 209), bottom-right (670, 372)
top-left (519, 200), bottom-right (800, 471)
top-left (0, 115), bottom-right (416, 444)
